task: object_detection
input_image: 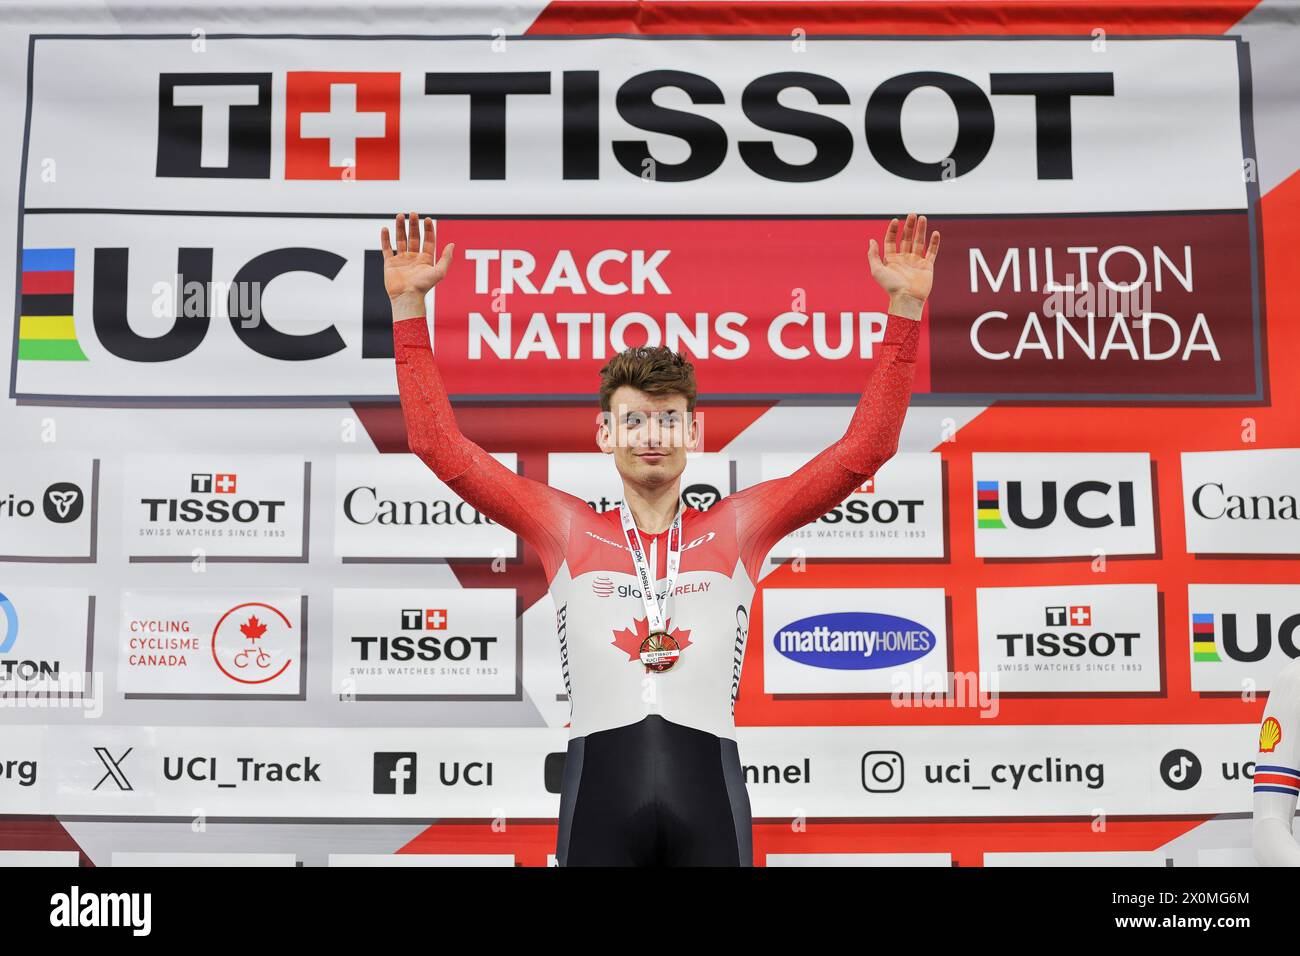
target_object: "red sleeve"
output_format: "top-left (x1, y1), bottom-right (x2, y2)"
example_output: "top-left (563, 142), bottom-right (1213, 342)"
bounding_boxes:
top-left (730, 313), bottom-right (921, 583)
top-left (392, 315), bottom-right (581, 583)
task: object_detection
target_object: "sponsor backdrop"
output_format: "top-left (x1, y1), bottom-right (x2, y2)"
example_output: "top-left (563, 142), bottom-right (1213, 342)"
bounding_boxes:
top-left (0, 0), bottom-right (1298, 866)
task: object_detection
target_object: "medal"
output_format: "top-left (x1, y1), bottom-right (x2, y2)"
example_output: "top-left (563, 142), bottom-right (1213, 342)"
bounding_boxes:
top-left (639, 629), bottom-right (681, 673)
top-left (619, 500), bottom-right (683, 673)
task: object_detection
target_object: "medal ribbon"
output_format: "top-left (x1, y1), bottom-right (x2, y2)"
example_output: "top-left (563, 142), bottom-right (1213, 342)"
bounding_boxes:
top-left (618, 499), bottom-right (682, 635)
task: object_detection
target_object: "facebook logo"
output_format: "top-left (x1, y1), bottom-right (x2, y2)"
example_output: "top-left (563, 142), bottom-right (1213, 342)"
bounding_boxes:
top-left (373, 752), bottom-right (417, 795)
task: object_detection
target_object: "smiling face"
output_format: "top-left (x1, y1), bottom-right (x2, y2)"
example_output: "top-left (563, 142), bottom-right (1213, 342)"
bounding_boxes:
top-left (597, 385), bottom-right (699, 488)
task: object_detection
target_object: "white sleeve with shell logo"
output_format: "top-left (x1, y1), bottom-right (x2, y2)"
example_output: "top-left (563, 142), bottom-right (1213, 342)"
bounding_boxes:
top-left (1253, 657), bottom-right (1300, 866)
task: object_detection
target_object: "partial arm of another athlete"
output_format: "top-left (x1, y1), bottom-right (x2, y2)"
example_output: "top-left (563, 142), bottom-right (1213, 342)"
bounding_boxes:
top-left (1254, 657), bottom-right (1300, 866)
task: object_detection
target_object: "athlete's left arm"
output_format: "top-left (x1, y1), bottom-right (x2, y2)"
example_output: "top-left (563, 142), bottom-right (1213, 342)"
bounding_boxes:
top-left (730, 214), bottom-right (938, 582)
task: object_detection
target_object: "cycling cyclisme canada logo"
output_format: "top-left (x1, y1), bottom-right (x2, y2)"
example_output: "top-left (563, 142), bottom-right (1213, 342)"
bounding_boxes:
top-left (211, 602), bottom-right (294, 684)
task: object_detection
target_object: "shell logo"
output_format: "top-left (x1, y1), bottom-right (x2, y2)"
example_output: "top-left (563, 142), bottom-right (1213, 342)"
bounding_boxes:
top-left (1259, 716), bottom-right (1283, 754)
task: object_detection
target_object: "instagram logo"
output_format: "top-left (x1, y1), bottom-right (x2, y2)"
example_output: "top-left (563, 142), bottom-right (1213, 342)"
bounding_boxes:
top-left (862, 751), bottom-right (905, 793)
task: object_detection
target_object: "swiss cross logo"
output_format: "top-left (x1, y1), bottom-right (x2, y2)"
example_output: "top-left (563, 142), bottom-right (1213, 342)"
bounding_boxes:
top-left (190, 473), bottom-right (237, 493)
top-left (855, 477), bottom-right (876, 494)
top-left (1045, 605), bottom-right (1092, 626)
top-left (400, 608), bottom-right (448, 630)
top-left (285, 72), bottom-right (400, 180)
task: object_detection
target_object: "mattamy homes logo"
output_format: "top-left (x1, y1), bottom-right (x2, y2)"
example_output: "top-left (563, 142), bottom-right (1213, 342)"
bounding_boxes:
top-left (13, 36), bottom-right (1259, 404)
top-left (762, 587), bottom-right (948, 694)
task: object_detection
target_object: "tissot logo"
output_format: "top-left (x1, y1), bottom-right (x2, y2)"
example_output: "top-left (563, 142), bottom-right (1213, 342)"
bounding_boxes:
top-left (332, 587), bottom-right (516, 698)
top-left (1047, 605), bottom-right (1090, 627)
top-left (976, 583), bottom-right (1159, 692)
top-left (401, 608), bottom-right (447, 630)
top-left (373, 752), bottom-right (417, 794)
top-left (158, 72), bottom-right (400, 180)
top-left (154, 67), bottom-right (1119, 184)
top-left (140, 473), bottom-right (284, 523)
top-left (816, 494), bottom-right (924, 526)
top-left (191, 472), bottom-right (238, 494)
top-left (996, 605), bottom-right (1142, 658)
top-left (351, 607), bottom-right (496, 663)
top-left (763, 453), bottom-right (944, 560)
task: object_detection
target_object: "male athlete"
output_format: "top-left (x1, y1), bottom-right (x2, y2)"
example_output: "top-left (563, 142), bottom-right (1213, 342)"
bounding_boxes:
top-left (1253, 656), bottom-right (1300, 865)
top-left (381, 211), bottom-right (939, 866)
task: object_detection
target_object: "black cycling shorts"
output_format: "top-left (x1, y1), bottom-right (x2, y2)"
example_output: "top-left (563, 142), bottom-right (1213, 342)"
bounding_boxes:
top-left (556, 714), bottom-right (753, 866)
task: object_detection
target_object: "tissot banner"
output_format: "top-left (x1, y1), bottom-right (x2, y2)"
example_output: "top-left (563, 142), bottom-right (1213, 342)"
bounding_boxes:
top-left (0, 1), bottom-right (1296, 867)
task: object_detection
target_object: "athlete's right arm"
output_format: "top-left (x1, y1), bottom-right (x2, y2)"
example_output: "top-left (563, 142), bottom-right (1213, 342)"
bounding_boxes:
top-left (382, 212), bottom-right (575, 581)
top-left (1252, 657), bottom-right (1300, 866)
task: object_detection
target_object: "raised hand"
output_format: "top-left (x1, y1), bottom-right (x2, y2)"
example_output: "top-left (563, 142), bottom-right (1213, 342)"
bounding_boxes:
top-left (867, 213), bottom-right (940, 321)
top-left (380, 212), bottom-right (455, 319)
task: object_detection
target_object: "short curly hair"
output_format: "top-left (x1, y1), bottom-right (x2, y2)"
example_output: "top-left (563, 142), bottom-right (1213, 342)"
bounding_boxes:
top-left (598, 345), bottom-right (697, 414)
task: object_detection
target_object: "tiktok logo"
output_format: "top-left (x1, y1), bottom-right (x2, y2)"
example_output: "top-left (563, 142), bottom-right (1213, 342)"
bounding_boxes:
top-left (1159, 749), bottom-right (1202, 790)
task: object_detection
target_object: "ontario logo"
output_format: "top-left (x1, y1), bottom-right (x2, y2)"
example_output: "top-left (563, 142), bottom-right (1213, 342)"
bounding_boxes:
top-left (773, 611), bottom-right (936, 670)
